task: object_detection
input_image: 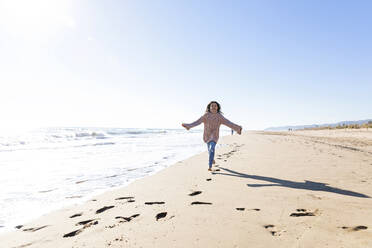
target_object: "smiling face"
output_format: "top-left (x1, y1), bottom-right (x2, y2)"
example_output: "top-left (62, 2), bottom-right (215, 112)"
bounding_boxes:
top-left (206, 101), bottom-right (221, 114)
top-left (209, 102), bottom-right (219, 114)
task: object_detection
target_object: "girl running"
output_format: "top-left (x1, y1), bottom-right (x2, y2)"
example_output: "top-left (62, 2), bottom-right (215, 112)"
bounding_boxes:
top-left (182, 101), bottom-right (242, 171)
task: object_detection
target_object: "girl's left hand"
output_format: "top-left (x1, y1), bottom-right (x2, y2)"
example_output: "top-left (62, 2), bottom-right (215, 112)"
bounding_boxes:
top-left (182, 123), bottom-right (190, 130)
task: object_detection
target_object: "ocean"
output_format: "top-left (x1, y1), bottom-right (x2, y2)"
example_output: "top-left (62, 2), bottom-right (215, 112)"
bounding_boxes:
top-left (0, 127), bottom-right (229, 233)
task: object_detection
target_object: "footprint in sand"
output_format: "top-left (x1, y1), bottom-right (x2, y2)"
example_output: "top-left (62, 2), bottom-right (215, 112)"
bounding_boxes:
top-left (22, 225), bottom-right (49, 232)
top-left (70, 213), bottom-right (83, 218)
top-left (351, 226), bottom-right (368, 231)
top-left (38, 189), bottom-right (57, 193)
top-left (14, 242), bottom-right (34, 248)
top-left (96, 206), bottom-right (115, 214)
top-left (115, 214), bottom-right (140, 223)
top-left (191, 201), bottom-right (212, 205)
top-left (339, 226), bottom-right (368, 231)
top-left (115, 196), bottom-right (135, 200)
top-left (76, 219), bottom-right (99, 226)
top-left (83, 220), bottom-right (98, 228)
top-left (188, 191), bottom-right (202, 196)
top-left (76, 180), bottom-right (89, 184)
top-left (63, 220), bottom-right (99, 238)
top-left (63, 229), bottom-right (83, 238)
top-left (289, 209), bottom-right (316, 217)
top-left (263, 224), bottom-right (279, 236)
top-left (145, 201), bottom-right (165, 205)
top-left (291, 212), bottom-right (314, 217)
top-left (156, 212), bottom-right (167, 221)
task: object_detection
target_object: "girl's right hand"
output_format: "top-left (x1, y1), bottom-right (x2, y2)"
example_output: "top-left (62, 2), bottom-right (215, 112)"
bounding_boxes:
top-left (237, 126), bottom-right (242, 135)
top-left (182, 123), bottom-right (190, 130)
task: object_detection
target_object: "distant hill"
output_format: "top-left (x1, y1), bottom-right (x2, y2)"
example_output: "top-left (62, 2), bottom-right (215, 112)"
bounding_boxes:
top-left (265, 119), bottom-right (372, 131)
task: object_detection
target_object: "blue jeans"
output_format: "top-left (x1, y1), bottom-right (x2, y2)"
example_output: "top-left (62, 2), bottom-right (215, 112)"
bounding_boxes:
top-left (207, 141), bottom-right (216, 168)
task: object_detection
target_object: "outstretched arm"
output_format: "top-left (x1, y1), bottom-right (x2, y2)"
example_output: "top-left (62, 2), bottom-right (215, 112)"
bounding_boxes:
top-left (221, 116), bottom-right (242, 134)
top-left (182, 116), bottom-right (204, 130)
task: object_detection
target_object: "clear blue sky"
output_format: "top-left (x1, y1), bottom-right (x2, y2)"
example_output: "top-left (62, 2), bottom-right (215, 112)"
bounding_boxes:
top-left (0, 0), bottom-right (371, 130)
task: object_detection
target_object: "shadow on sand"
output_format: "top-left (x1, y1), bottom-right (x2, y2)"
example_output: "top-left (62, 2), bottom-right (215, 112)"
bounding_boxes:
top-left (212, 167), bottom-right (370, 198)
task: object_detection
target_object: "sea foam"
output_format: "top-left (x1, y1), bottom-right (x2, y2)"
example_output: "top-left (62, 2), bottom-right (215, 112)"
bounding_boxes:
top-left (0, 127), bottom-right (230, 233)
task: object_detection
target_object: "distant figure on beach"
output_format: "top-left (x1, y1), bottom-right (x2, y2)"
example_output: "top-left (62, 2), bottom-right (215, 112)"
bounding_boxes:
top-left (231, 129), bottom-right (234, 135)
top-left (182, 101), bottom-right (242, 171)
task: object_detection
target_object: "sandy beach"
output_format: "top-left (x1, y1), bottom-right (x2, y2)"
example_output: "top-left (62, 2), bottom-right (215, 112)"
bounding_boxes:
top-left (1, 129), bottom-right (371, 248)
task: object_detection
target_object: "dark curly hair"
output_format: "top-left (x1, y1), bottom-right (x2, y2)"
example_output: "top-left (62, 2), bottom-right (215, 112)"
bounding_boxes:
top-left (205, 101), bottom-right (223, 114)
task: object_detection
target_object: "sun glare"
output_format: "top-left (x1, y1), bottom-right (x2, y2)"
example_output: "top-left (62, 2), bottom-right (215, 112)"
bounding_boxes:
top-left (0, 0), bottom-right (75, 39)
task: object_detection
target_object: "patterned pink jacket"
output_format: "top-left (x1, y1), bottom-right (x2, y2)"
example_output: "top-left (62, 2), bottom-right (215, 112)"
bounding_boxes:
top-left (184, 112), bottom-right (241, 143)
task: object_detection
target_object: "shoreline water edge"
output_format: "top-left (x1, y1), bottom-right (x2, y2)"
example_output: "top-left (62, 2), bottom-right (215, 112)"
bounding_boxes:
top-left (0, 127), bottom-right (230, 233)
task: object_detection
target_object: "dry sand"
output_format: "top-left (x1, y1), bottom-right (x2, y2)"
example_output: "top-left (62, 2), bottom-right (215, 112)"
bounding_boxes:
top-left (1, 129), bottom-right (371, 248)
